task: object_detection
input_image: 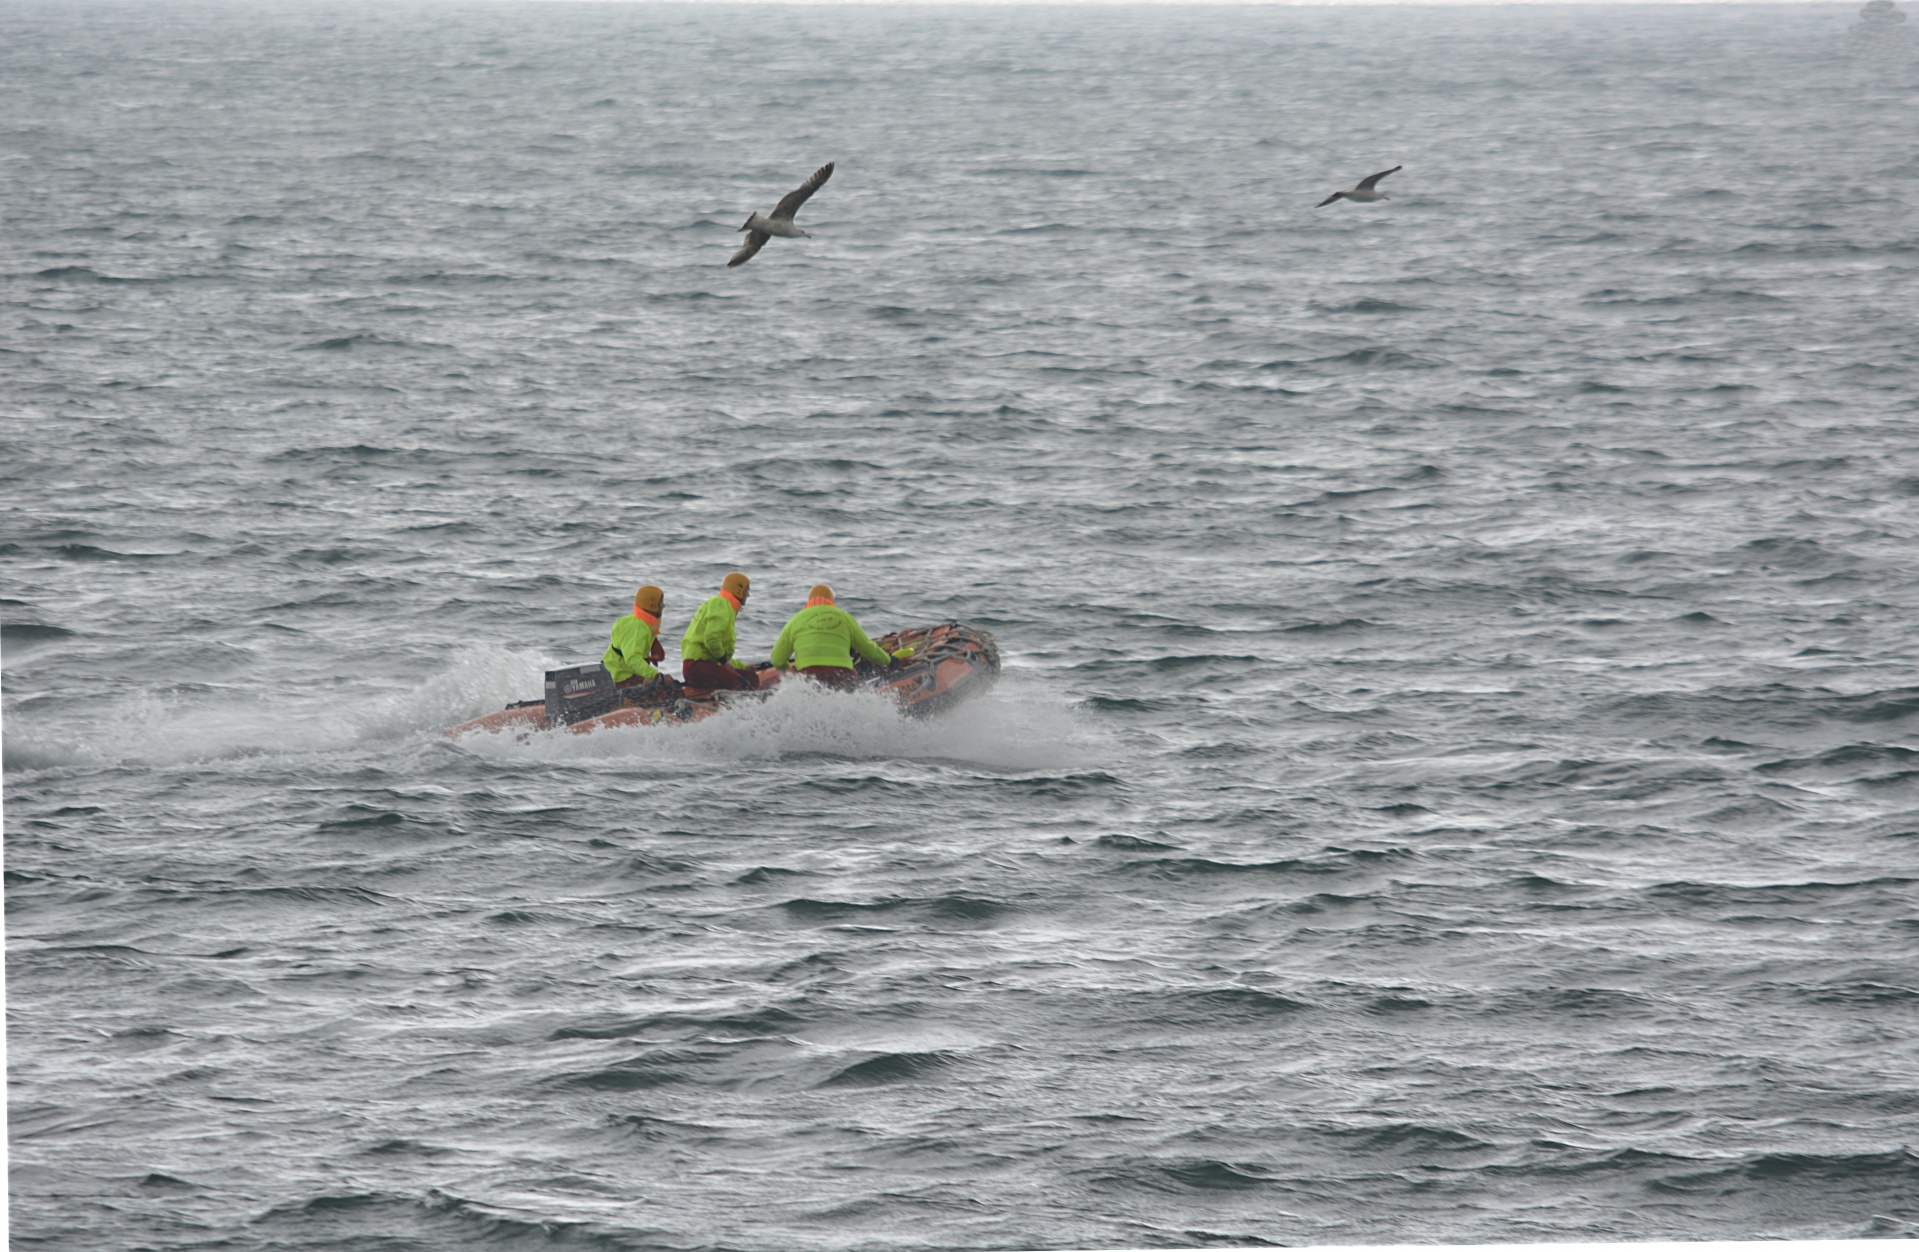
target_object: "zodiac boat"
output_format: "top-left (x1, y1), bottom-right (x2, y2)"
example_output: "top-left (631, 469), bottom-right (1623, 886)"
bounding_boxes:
top-left (446, 622), bottom-right (1000, 740)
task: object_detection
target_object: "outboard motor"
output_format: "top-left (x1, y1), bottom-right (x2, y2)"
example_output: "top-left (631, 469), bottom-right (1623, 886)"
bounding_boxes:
top-left (544, 663), bottom-right (620, 726)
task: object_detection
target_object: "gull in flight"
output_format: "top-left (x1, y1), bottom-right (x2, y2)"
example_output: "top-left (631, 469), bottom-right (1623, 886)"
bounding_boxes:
top-left (1316, 165), bottom-right (1402, 207)
top-left (728, 161), bottom-right (835, 267)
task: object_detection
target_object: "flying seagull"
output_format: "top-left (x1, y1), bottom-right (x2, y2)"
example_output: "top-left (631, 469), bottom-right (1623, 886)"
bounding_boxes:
top-left (1316, 165), bottom-right (1401, 207)
top-left (728, 162), bottom-right (835, 267)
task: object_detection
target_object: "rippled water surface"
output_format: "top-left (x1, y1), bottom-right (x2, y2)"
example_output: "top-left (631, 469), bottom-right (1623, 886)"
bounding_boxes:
top-left (4, 2), bottom-right (1918, 1249)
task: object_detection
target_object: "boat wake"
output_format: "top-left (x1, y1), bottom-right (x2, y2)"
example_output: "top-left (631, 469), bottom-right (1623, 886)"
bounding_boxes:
top-left (450, 670), bottom-right (1102, 772)
top-left (4, 633), bottom-right (1096, 775)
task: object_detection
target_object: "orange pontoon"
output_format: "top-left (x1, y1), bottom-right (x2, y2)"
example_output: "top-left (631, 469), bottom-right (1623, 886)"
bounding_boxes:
top-left (447, 622), bottom-right (1000, 740)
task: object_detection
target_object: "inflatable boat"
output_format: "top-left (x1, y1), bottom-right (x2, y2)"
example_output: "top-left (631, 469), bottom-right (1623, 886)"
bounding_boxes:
top-left (447, 622), bottom-right (1000, 740)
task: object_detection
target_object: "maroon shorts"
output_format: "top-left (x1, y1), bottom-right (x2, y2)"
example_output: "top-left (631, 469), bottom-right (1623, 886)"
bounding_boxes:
top-left (682, 659), bottom-right (755, 691)
top-left (798, 665), bottom-right (859, 690)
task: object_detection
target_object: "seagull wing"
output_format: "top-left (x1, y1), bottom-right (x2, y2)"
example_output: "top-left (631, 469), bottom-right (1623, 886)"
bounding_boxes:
top-left (1355, 165), bottom-right (1402, 191)
top-left (770, 161), bottom-right (834, 222)
top-left (727, 231), bottom-right (770, 267)
top-left (1315, 191), bottom-right (1346, 207)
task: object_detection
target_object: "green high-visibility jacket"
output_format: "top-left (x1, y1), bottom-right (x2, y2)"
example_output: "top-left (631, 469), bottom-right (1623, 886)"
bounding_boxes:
top-left (602, 613), bottom-right (659, 682)
top-left (770, 604), bottom-right (892, 671)
top-left (680, 594), bottom-right (749, 667)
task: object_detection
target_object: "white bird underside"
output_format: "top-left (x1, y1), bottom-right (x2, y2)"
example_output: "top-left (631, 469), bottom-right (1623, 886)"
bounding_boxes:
top-left (1317, 165), bottom-right (1401, 207)
top-left (728, 161), bottom-right (834, 267)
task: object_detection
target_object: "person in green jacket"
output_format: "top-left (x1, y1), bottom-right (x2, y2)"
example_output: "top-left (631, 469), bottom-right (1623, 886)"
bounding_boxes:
top-left (769, 584), bottom-right (896, 691)
top-left (680, 571), bottom-right (758, 692)
top-left (603, 584), bottom-right (668, 687)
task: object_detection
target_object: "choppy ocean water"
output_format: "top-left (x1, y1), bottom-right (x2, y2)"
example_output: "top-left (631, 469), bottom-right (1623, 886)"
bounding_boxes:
top-left (4, 1), bottom-right (1918, 1248)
